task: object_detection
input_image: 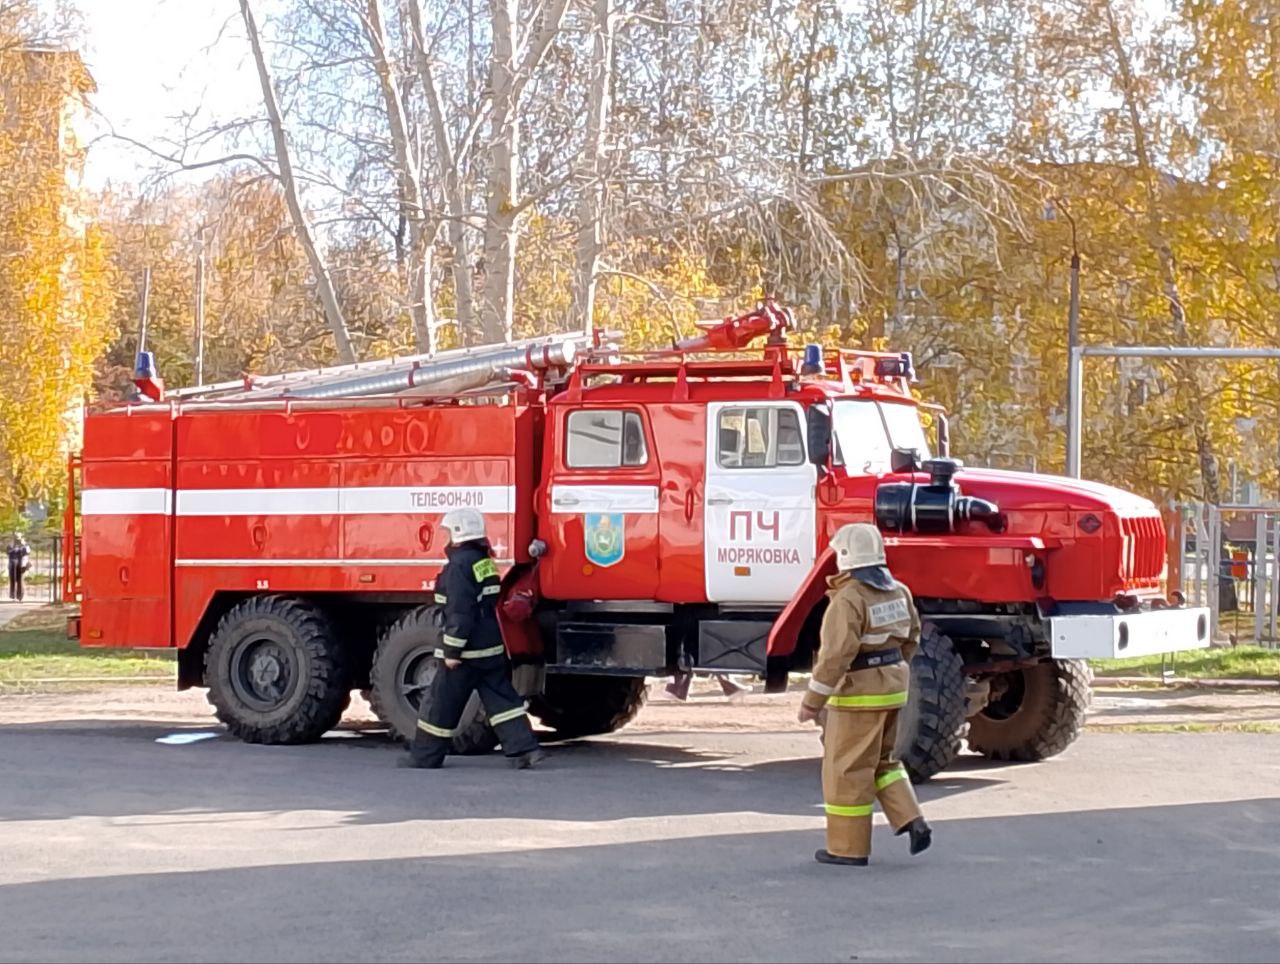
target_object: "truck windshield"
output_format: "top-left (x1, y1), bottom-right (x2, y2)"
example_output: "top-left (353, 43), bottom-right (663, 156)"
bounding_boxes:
top-left (833, 399), bottom-right (931, 473)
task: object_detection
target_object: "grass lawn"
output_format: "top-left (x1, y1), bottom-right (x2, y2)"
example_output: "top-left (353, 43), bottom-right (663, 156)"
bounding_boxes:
top-left (0, 606), bottom-right (174, 683)
top-left (1093, 645), bottom-right (1280, 680)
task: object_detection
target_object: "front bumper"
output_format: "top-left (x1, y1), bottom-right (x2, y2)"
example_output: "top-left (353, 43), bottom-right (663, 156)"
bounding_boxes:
top-left (1049, 606), bottom-right (1210, 659)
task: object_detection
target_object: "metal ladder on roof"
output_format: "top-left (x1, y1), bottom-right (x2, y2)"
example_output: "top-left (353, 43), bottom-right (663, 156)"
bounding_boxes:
top-left (162, 331), bottom-right (608, 403)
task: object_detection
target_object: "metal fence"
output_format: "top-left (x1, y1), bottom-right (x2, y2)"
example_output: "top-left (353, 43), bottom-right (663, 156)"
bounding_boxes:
top-left (1177, 503), bottom-right (1280, 647)
top-left (7, 535), bottom-right (65, 604)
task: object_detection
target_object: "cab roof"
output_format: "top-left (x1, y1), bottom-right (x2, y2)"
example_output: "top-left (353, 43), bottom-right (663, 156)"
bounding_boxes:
top-left (553, 355), bottom-right (920, 407)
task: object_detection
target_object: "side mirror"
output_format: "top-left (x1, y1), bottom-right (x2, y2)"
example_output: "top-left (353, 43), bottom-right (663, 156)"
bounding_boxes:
top-left (806, 404), bottom-right (832, 467)
top-left (890, 447), bottom-right (920, 474)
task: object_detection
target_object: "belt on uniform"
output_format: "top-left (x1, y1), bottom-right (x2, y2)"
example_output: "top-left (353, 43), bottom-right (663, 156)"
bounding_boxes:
top-left (850, 648), bottom-right (903, 671)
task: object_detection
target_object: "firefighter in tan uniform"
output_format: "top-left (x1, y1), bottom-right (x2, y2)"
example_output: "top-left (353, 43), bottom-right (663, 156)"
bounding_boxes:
top-left (798, 523), bottom-right (932, 866)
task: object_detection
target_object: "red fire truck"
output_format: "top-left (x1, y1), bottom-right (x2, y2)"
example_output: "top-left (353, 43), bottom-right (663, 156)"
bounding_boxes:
top-left (64, 303), bottom-right (1208, 779)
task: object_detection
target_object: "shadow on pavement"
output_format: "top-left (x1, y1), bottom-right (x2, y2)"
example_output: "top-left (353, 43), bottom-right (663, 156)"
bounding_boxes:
top-left (0, 720), bottom-right (1004, 826)
top-left (0, 797), bottom-right (1277, 963)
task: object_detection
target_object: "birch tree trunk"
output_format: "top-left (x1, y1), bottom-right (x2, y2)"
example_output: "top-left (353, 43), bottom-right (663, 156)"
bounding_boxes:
top-left (477, 0), bottom-right (570, 343)
top-left (570, 0), bottom-right (615, 335)
top-left (240, 0), bottom-right (355, 363)
top-left (363, 0), bottom-right (434, 352)
top-left (404, 0), bottom-right (477, 345)
top-left (479, 0), bottom-right (520, 343)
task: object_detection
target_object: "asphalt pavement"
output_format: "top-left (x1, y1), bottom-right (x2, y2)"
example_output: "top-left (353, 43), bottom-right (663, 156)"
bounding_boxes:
top-left (0, 721), bottom-right (1278, 963)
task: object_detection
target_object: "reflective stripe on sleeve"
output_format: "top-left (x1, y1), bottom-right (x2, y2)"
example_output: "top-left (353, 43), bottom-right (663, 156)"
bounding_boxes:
top-left (479, 585), bottom-right (501, 598)
top-left (875, 766), bottom-right (909, 791)
top-left (461, 644), bottom-right (505, 659)
top-left (488, 706), bottom-right (527, 726)
top-left (417, 720), bottom-right (454, 738)
top-left (433, 648), bottom-right (445, 658)
top-left (807, 678), bottom-right (835, 696)
top-left (442, 634), bottom-right (467, 648)
top-left (473, 558), bottom-right (499, 581)
top-left (434, 593), bottom-right (447, 604)
top-left (827, 691), bottom-right (909, 708)
top-left (824, 802), bottom-right (874, 817)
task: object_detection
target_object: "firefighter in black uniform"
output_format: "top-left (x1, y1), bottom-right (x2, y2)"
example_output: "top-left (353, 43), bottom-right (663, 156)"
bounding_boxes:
top-left (399, 507), bottom-right (545, 769)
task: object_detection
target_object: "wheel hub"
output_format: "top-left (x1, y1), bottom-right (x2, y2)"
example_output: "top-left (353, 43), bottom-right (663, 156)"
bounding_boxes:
top-left (251, 651), bottom-right (283, 689)
top-left (230, 638), bottom-right (296, 711)
top-left (982, 670), bottom-right (1026, 721)
top-left (397, 646), bottom-right (436, 711)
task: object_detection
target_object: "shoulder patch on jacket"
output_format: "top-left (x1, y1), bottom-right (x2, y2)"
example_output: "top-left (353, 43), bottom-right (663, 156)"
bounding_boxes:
top-left (868, 597), bottom-right (910, 627)
top-left (472, 557), bottom-right (499, 582)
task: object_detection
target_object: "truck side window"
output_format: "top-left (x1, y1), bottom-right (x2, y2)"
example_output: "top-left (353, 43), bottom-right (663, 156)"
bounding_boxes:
top-left (566, 410), bottom-right (648, 468)
top-left (717, 407), bottom-right (804, 468)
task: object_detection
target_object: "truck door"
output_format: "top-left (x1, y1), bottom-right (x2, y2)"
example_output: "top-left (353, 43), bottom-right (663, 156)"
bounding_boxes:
top-left (704, 402), bottom-right (815, 603)
top-left (540, 406), bottom-right (661, 600)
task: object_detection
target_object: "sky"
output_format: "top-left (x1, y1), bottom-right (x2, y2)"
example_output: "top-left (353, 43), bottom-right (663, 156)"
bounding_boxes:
top-left (76, 0), bottom-right (266, 189)
top-left (72, 0), bottom-right (1174, 191)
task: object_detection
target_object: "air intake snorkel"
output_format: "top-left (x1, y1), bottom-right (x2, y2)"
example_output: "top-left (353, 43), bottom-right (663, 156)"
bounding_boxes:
top-left (874, 458), bottom-right (1004, 534)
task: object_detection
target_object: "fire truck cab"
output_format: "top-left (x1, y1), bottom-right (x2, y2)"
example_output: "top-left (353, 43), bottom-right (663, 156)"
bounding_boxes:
top-left (67, 304), bottom-right (1209, 779)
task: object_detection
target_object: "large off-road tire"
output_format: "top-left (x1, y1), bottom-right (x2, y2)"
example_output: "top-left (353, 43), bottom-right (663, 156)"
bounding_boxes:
top-left (967, 658), bottom-right (1092, 762)
top-left (529, 675), bottom-right (647, 740)
top-left (205, 595), bottom-right (350, 744)
top-left (894, 625), bottom-right (967, 782)
top-left (368, 606), bottom-right (498, 755)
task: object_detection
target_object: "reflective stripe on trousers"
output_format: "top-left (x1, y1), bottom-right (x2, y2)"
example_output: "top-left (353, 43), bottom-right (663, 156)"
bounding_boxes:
top-left (824, 802), bottom-right (873, 817)
top-left (489, 705), bottom-right (527, 726)
top-left (417, 720), bottom-right (453, 738)
top-left (875, 765), bottom-right (908, 791)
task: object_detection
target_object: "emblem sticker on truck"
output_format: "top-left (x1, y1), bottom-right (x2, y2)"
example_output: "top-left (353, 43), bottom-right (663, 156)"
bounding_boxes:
top-left (584, 513), bottom-right (625, 567)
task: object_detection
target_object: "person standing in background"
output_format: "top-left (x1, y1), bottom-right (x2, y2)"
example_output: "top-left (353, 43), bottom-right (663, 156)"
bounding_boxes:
top-left (7, 532), bottom-right (30, 602)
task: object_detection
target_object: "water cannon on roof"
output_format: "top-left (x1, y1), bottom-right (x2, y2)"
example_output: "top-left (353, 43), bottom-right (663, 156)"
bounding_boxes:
top-left (670, 300), bottom-right (794, 353)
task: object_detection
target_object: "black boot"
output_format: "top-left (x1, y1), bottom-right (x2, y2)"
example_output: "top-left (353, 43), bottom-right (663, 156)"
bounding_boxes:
top-left (510, 748), bottom-right (547, 769)
top-left (814, 849), bottom-right (868, 867)
top-left (896, 817), bottom-right (931, 855)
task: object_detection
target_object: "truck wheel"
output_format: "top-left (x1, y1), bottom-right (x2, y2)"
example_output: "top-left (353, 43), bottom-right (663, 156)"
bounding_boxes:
top-left (530, 675), bottom-right (647, 740)
top-left (368, 606), bottom-right (498, 756)
top-left (894, 625), bottom-right (966, 782)
top-left (205, 595), bottom-right (350, 745)
top-left (967, 659), bottom-right (1092, 762)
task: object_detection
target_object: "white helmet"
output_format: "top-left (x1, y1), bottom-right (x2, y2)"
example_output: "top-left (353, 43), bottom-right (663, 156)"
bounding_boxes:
top-left (830, 523), bottom-right (885, 572)
top-left (441, 507), bottom-right (486, 544)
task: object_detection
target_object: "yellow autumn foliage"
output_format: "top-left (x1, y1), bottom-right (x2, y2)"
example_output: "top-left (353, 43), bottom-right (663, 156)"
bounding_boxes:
top-left (0, 43), bottom-right (116, 523)
top-left (512, 211), bottom-right (763, 347)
